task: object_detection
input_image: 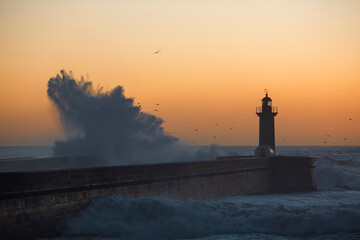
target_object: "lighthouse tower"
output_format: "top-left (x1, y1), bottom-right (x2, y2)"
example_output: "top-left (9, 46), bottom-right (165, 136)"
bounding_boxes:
top-left (256, 89), bottom-right (278, 154)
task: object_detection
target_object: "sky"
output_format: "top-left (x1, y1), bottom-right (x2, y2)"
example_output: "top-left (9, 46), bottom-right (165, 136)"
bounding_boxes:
top-left (0, 0), bottom-right (359, 146)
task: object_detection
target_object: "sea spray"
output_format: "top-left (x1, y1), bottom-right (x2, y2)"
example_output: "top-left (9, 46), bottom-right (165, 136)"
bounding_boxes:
top-left (276, 146), bottom-right (360, 191)
top-left (47, 70), bottom-right (215, 164)
top-left (315, 156), bottom-right (360, 191)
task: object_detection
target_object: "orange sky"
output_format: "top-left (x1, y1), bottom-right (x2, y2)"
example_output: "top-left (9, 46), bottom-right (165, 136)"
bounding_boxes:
top-left (0, 0), bottom-right (359, 146)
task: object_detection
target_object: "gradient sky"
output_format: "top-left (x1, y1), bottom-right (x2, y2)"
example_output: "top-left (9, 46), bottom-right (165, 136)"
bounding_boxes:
top-left (0, 0), bottom-right (359, 146)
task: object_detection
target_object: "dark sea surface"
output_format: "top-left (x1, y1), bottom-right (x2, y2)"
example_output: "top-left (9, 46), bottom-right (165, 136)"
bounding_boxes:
top-left (0, 146), bottom-right (53, 160)
top-left (1, 146), bottom-right (359, 240)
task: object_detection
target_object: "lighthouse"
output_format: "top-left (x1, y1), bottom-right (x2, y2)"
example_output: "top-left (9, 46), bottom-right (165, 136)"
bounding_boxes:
top-left (256, 89), bottom-right (278, 156)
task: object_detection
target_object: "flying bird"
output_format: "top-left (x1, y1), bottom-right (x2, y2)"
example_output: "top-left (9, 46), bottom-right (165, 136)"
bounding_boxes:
top-left (153, 50), bottom-right (161, 54)
top-left (349, 118), bottom-right (352, 120)
top-left (215, 123), bottom-right (218, 127)
top-left (156, 103), bottom-right (159, 105)
top-left (324, 141), bottom-right (327, 143)
top-left (344, 138), bottom-right (347, 141)
top-left (326, 134), bottom-right (331, 137)
top-left (195, 129), bottom-right (198, 132)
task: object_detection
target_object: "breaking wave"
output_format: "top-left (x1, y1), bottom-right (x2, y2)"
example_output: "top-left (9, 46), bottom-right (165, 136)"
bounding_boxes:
top-left (316, 158), bottom-right (360, 191)
top-left (47, 70), bottom-right (216, 164)
top-left (312, 148), bottom-right (360, 191)
top-left (275, 146), bottom-right (360, 191)
top-left (58, 147), bottom-right (360, 239)
top-left (47, 70), bottom-right (176, 160)
top-left (61, 192), bottom-right (360, 239)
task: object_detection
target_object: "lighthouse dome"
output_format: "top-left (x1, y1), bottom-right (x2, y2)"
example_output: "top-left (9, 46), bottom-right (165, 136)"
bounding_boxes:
top-left (262, 93), bottom-right (272, 102)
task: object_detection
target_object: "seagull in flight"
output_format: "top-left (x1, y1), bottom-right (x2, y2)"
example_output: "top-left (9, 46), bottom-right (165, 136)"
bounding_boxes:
top-left (153, 50), bottom-right (161, 54)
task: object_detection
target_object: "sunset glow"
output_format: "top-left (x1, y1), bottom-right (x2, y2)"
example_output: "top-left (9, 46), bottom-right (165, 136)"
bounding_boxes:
top-left (0, 0), bottom-right (359, 146)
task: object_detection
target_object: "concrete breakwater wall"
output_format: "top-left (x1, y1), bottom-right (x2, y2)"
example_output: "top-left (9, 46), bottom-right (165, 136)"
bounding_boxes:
top-left (0, 156), bottom-right (316, 239)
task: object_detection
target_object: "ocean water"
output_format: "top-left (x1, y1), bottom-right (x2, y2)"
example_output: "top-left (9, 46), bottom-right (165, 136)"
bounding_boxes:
top-left (0, 146), bottom-right (53, 160)
top-left (1, 146), bottom-right (359, 239)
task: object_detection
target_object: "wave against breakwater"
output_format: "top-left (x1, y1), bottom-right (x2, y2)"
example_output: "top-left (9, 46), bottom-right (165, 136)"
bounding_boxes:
top-left (312, 148), bottom-right (360, 191)
top-left (274, 146), bottom-right (360, 191)
top-left (316, 160), bottom-right (360, 191)
top-left (61, 191), bottom-right (360, 240)
top-left (47, 70), bottom-right (176, 160)
top-left (47, 71), bottom-right (216, 164)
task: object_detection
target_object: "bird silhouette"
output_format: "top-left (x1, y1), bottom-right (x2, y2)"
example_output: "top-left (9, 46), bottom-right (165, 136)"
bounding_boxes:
top-left (153, 50), bottom-right (161, 54)
top-left (195, 129), bottom-right (198, 132)
top-left (349, 118), bottom-right (352, 120)
top-left (326, 134), bottom-right (331, 137)
top-left (344, 138), bottom-right (347, 140)
top-left (156, 103), bottom-right (159, 105)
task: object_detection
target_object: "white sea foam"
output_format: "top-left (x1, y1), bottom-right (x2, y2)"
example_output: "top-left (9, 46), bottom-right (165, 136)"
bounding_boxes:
top-left (311, 148), bottom-right (360, 191)
top-left (60, 191), bottom-right (360, 240)
top-left (54, 146), bottom-right (360, 240)
top-left (316, 159), bottom-right (360, 191)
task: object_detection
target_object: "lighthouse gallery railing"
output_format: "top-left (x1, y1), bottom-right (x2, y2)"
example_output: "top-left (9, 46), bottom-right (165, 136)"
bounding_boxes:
top-left (256, 107), bottom-right (278, 113)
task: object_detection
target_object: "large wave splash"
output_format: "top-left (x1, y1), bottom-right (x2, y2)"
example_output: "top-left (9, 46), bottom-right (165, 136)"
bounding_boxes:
top-left (316, 156), bottom-right (360, 191)
top-left (61, 193), bottom-right (360, 239)
top-left (48, 70), bottom-right (183, 162)
top-left (276, 146), bottom-right (360, 191)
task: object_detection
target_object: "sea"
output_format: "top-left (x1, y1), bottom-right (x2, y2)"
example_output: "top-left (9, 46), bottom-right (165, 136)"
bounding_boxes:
top-left (0, 146), bottom-right (359, 240)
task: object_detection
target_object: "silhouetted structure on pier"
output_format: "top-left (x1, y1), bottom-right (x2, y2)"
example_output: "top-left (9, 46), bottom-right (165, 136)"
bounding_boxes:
top-left (256, 90), bottom-right (278, 153)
